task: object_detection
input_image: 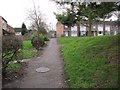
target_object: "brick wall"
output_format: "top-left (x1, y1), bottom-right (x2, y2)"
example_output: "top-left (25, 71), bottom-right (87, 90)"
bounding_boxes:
top-left (56, 22), bottom-right (64, 37)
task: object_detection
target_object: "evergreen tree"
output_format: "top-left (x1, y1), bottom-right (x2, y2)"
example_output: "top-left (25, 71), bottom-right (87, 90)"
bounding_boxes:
top-left (21, 23), bottom-right (28, 35)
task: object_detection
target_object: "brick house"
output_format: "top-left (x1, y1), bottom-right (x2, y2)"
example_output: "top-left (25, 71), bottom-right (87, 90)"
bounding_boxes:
top-left (7, 24), bottom-right (15, 34)
top-left (0, 16), bottom-right (7, 35)
top-left (111, 20), bottom-right (120, 35)
top-left (56, 20), bottom-right (119, 37)
top-left (56, 22), bottom-right (64, 37)
top-left (0, 16), bottom-right (15, 35)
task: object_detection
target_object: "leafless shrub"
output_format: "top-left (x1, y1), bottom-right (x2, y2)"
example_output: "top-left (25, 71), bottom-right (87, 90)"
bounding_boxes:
top-left (2, 35), bottom-right (23, 76)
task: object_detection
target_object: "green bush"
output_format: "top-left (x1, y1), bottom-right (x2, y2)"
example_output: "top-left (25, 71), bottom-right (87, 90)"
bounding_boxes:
top-left (44, 35), bottom-right (49, 41)
top-left (31, 33), bottom-right (45, 50)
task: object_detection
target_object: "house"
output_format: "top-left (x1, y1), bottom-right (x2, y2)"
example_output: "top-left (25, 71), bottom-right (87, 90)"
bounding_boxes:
top-left (49, 30), bottom-right (56, 37)
top-left (56, 20), bottom-right (119, 37)
top-left (14, 28), bottom-right (22, 35)
top-left (7, 25), bottom-right (15, 35)
top-left (0, 16), bottom-right (15, 35)
top-left (56, 22), bottom-right (64, 37)
top-left (0, 16), bottom-right (7, 35)
top-left (111, 20), bottom-right (120, 35)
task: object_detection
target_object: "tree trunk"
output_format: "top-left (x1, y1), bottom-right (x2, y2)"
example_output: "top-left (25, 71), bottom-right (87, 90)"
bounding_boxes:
top-left (77, 24), bottom-right (80, 37)
top-left (37, 26), bottom-right (41, 50)
top-left (88, 21), bottom-right (92, 36)
top-left (68, 25), bottom-right (71, 37)
top-left (103, 17), bottom-right (106, 35)
top-left (37, 30), bottom-right (40, 50)
top-left (103, 22), bottom-right (105, 35)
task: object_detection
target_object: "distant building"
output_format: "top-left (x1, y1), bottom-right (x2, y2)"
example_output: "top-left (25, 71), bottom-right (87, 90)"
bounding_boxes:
top-left (56, 22), bottom-right (64, 37)
top-left (49, 30), bottom-right (56, 38)
top-left (14, 28), bottom-right (22, 35)
top-left (56, 20), bottom-right (119, 37)
top-left (111, 20), bottom-right (120, 35)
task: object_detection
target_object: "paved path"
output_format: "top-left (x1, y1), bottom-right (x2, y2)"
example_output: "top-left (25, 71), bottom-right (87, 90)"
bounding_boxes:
top-left (4, 38), bottom-right (67, 88)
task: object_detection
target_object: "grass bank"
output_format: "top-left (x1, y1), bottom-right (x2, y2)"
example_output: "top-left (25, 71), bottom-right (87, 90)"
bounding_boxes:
top-left (58, 35), bottom-right (119, 88)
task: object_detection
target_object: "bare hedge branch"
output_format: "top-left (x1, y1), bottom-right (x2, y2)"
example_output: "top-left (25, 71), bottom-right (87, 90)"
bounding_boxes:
top-left (2, 35), bottom-right (23, 76)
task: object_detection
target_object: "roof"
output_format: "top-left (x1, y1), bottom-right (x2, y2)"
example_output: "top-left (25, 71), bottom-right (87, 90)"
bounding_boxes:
top-left (14, 28), bottom-right (22, 32)
top-left (0, 16), bottom-right (7, 23)
top-left (7, 24), bottom-right (15, 33)
top-left (49, 30), bottom-right (56, 32)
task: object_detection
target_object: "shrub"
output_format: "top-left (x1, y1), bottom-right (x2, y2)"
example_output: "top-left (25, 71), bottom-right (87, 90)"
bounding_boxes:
top-left (31, 34), bottom-right (45, 50)
top-left (44, 35), bottom-right (49, 41)
top-left (2, 35), bottom-right (23, 76)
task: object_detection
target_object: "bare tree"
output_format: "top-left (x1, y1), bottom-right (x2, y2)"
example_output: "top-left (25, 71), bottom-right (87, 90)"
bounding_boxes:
top-left (27, 1), bottom-right (48, 50)
top-left (27, 0), bottom-right (47, 35)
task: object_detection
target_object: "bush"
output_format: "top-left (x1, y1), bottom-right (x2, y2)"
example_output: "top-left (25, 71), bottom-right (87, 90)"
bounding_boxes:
top-left (31, 34), bottom-right (45, 50)
top-left (2, 35), bottom-right (23, 76)
top-left (44, 36), bottom-right (49, 41)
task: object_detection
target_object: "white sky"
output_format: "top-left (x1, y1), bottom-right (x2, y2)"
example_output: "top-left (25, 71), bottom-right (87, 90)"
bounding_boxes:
top-left (0, 0), bottom-right (118, 30)
top-left (0, 0), bottom-right (58, 30)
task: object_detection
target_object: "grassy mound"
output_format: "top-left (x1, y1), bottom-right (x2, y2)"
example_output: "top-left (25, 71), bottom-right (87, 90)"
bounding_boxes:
top-left (58, 35), bottom-right (119, 88)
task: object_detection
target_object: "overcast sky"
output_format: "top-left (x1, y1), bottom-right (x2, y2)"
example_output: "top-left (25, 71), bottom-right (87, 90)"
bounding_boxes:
top-left (0, 0), bottom-right (118, 30)
top-left (0, 0), bottom-right (58, 30)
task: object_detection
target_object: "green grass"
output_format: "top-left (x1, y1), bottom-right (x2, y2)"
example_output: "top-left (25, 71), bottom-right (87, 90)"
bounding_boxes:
top-left (58, 35), bottom-right (119, 88)
top-left (21, 49), bottom-right (37, 59)
top-left (23, 40), bottom-right (33, 50)
top-left (19, 40), bottom-right (38, 59)
top-left (7, 62), bottom-right (22, 71)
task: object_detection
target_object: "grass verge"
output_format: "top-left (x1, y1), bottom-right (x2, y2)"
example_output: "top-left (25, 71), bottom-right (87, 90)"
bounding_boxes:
top-left (19, 40), bottom-right (38, 59)
top-left (58, 35), bottom-right (119, 88)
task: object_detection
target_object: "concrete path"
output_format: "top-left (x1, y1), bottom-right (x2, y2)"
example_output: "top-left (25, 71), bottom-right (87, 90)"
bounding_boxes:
top-left (4, 38), bottom-right (67, 88)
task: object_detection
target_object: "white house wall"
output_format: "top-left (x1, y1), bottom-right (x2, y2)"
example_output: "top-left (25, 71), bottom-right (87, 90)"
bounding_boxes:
top-left (71, 26), bottom-right (77, 36)
top-left (80, 24), bottom-right (86, 36)
top-left (105, 25), bottom-right (110, 35)
top-left (64, 31), bottom-right (68, 36)
top-left (63, 23), bottom-right (112, 37)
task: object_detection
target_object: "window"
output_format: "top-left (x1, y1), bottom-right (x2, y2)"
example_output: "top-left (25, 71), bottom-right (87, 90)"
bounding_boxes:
top-left (98, 24), bottom-right (103, 31)
top-left (64, 25), bottom-right (68, 29)
top-left (105, 25), bottom-right (110, 31)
